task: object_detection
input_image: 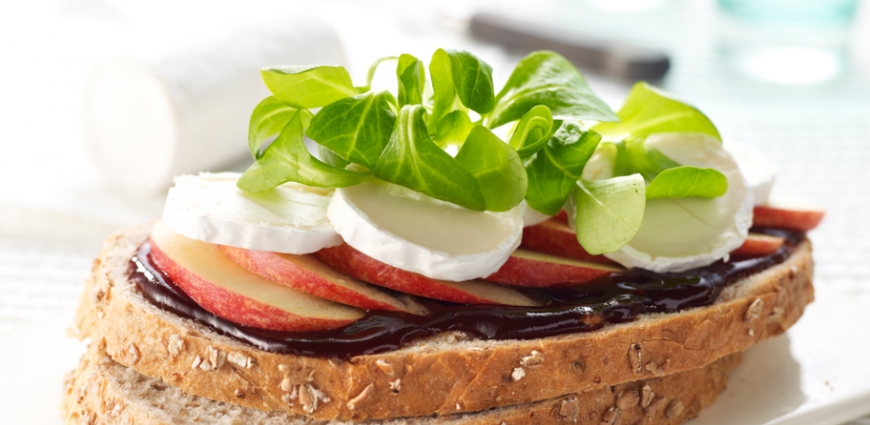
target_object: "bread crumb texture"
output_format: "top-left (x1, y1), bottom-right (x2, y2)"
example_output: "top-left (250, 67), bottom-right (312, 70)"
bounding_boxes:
top-left (62, 347), bottom-right (742, 425)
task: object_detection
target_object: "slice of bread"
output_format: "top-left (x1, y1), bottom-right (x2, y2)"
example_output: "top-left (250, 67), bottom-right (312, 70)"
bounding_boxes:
top-left (62, 347), bottom-right (742, 425)
top-left (75, 224), bottom-right (813, 421)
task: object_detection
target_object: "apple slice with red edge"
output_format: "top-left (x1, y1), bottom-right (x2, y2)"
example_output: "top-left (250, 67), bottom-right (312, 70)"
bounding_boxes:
top-left (149, 220), bottom-right (363, 332)
top-left (220, 245), bottom-right (427, 315)
top-left (485, 249), bottom-right (622, 288)
top-left (753, 197), bottom-right (825, 232)
top-left (314, 244), bottom-right (539, 307)
top-left (521, 219), bottom-right (617, 265)
top-left (731, 233), bottom-right (785, 257)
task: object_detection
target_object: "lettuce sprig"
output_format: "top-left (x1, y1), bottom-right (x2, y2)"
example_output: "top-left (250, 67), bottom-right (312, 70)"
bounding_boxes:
top-left (240, 50), bottom-right (729, 254)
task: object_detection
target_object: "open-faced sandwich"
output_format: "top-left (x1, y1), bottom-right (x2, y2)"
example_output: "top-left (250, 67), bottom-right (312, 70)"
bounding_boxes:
top-left (62, 49), bottom-right (824, 425)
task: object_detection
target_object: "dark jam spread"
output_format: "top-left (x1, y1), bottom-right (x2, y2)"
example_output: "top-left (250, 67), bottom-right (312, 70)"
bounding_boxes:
top-left (130, 228), bottom-right (803, 359)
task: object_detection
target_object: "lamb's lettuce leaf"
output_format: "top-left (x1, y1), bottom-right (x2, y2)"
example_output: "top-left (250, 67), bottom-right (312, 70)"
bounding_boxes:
top-left (524, 121), bottom-right (601, 215)
top-left (238, 111), bottom-right (371, 192)
top-left (433, 110), bottom-right (473, 147)
top-left (428, 49), bottom-right (457, 130)
top-left (572, 174), bottom-right (646, 255)
top-left (375, 105), bottom-right (486, 211)
top-left (306, 91), bottom-right (397, 169)
top-left (595, 82), bottom-right (720, 142)
top-left (261, 65), bottom-right (358, 109)
top-left (317, 144), bottom-right (350, 168)
top-left (645, 166), bottom-right (728, 199)
top-left (489, 51), bottom-right (617, 129)
top-left (444, 49), bottom-right (495, 114)
top-left (397, 54), bottom-right (425, 107)
top-left (613, 137), bottom-right (681, 181)
top-left (455, 126), bottom-right (527, 211)
top-left (509, 105), bottom-right (554, 158)
top-left (247, 96), bottom-right (310, 159)
top-left (358, 56), bottom-right (397, 92)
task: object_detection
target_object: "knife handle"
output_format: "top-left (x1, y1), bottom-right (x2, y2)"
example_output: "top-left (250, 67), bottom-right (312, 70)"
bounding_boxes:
top-left (469, 12), bottom-right (670, 81)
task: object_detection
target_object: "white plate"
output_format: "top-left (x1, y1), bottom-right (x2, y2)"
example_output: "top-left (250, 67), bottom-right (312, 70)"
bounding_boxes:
top-left (1, 288), bottom-right (869, 425)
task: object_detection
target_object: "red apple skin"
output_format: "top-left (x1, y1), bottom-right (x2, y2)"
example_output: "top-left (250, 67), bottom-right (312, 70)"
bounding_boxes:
top-left (521, 219), bottom-right (617, 265)
top-left (485, 249), bottom-right (621, 288)
top-left (731, 233), bottom-right (785, 257)
top-left (553, 209), bottom-right (569, 223)
top-left (753, 206), bottom-right (825, 232)
top-left (220, 245), bottom-right (427, 315)
top-left (314, 244), bottom-right (538, 307)
top-left (148, 222), bottom-right (362, 332)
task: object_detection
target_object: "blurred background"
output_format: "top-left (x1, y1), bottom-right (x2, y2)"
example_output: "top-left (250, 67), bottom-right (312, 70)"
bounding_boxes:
top-left (0, 0), bottom-right (869, 423)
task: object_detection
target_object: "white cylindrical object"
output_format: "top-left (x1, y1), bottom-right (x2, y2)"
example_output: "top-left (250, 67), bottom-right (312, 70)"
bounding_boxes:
top-left (82, 17), bottom-right (346, 195)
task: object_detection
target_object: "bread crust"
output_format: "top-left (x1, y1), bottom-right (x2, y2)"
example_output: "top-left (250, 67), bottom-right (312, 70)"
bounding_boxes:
top-left (75, 224), bottom-right (814, 421)
top-left (62, 347), bottom-right (741, 425)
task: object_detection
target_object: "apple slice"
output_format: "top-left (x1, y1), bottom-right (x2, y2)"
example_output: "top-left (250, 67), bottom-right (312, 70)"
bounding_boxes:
top-left (753, 200), bottom-right (825, 232)
top-left (485, 249), bottom-right (622, 288)
top-left (521, 219), bottom-right (616, 265)
top-left (149, 220), bottom-right (363, 332)
top-left (730, 233), bottom-right (785, 257)
top-left (314, 244), bottom-right (539, 307)
top-left (220, 245), bottom-right (427, 315)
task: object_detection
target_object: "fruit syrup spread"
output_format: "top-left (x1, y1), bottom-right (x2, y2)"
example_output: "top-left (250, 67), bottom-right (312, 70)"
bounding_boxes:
top-left (130, 228), bottom-right (804, 359)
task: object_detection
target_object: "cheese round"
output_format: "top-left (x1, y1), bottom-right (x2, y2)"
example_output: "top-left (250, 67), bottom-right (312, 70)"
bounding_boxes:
top-left (162, 172), bottom-right (341, 254)
top-left (605, 133), bottom-right (753, 273)
top-left (327, 179), bottom-right (523, 281)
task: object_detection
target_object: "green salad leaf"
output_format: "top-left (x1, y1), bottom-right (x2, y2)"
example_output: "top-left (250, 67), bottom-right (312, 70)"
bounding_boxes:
top-left (261, 65), bottom-right (358, 109)
top-left (613, 137), bottom-right (681, 181)
top-left (455, 126), bottom-right (527, 211)
top-left (375, 105), bottom-right (486, 211)
top-left (317, 144), bottom-right (349, 168)
top-left (445, 50), bottom-right (496, 114)
top-left (306, 90), bottom-right (397, 169)
top-left (433, 110), bottom-right (473, 147)
top-left (242, 48), bottom-right (724, 220)
top-left (572, 174), bottom-right (646, 255)
top-left (397, 54), bottom-right (425, 107)
top-left (595, 82), bottom-right (720, 142)
top-left (247, 96), bottom-right (310, 159)
top-left (428, 49), bottom-right (458, 130)
top-left (525, 121), bottom-right (602, 215)
top-left (238, 111), bottom-right (371, 192)
top-left (358, 56), bottom-right (397, 92)
top-left (645, 166), bottom-right (728, 199)
top-left (488, 51), bottom-right (618, 129)
top-left (510, 105), bottom-right (554, 158)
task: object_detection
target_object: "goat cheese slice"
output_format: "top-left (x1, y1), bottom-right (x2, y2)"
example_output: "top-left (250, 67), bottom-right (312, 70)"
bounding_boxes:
top-left (725, 142), bottom-right (779, 206)
top-left (521, 201), bottom-right (552, 227)
top-left (163, 172), bottom-right (341, 254)
top-left (328, 179), bottom-right (523, 281)
top-left (604, 133), bottom-right (754, 273)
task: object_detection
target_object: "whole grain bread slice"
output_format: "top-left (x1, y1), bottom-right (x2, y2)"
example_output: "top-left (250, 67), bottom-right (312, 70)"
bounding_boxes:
top-left (62, 347), bottom-right (741, 425)
top-left (74, 224), bottom-right (813, 421)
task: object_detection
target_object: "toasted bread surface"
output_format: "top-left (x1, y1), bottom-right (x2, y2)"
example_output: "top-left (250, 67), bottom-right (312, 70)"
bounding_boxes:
top-left (75, 224), bottom-right (813, 421)
top-left (62, 347), bottom-right (741, 425)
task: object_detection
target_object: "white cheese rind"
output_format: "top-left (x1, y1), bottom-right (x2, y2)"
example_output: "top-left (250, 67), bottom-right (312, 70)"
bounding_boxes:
top-left (604, 133), bottom-right (754, 273)
top-left (521, 201), bottom-right (552, 227)
top-left (725, 142), bottom-right (779, 206)
top-left (162, 172), bottom-right (341, 254)
top-left (328, 180), bottom-right (523, 281)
